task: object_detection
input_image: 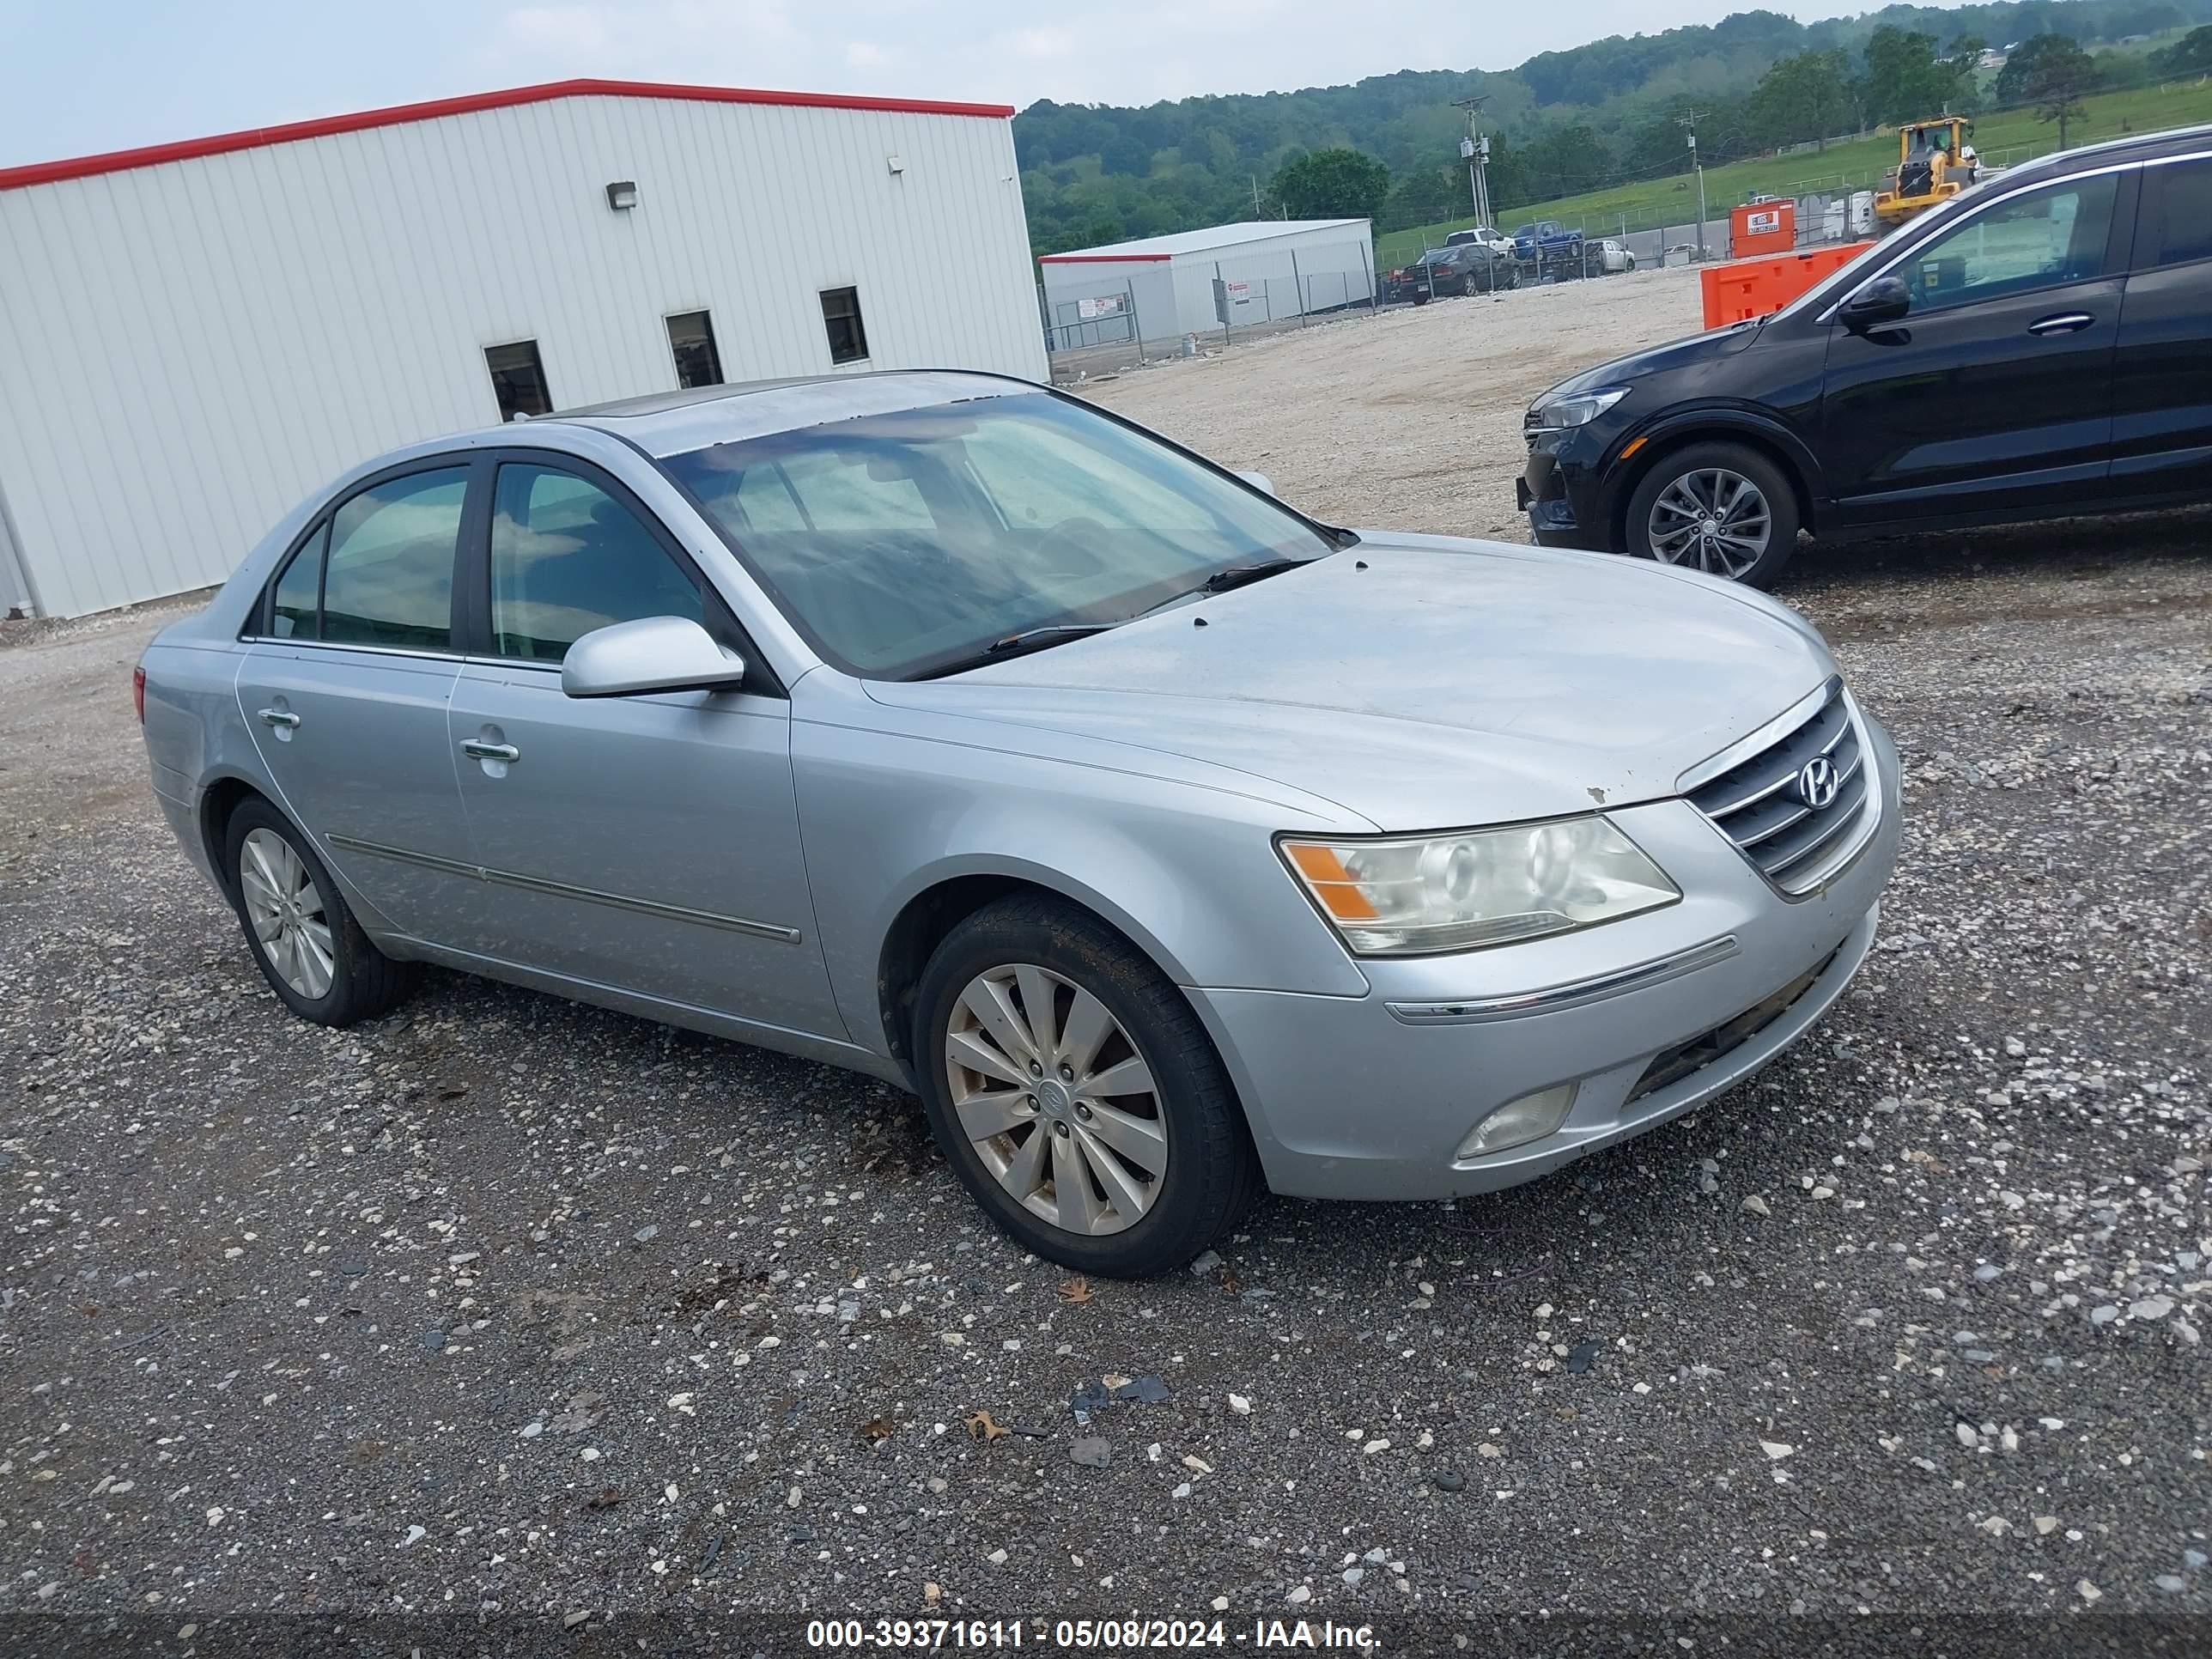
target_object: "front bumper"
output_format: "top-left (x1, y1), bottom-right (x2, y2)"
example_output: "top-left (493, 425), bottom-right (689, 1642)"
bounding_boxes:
top-left (1188, 716), bottom-right (1902, 1201)
top-left (1520, 425), bottom-right (1614, 551)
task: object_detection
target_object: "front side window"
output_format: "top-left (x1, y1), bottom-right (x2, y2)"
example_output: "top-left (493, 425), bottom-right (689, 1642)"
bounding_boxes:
top-left (486, 340), bottom-right (552, 422)
top-left (321, 469), bottom-right (467, 650)
top-left (2145, 158), bottom-right (2212, 269)
top-left (819, 287), bottom-right (869, 364)
top-left (270, 522), bottom-right (326, 638)
top-left (489, 464), bottom-right (703, 662)
top-left (1898, 174), bottom-right (2120, 313)
top-left (666, 311), bottom-right (725, 389)
top-left (661, 390), bottom-right (1334, 678)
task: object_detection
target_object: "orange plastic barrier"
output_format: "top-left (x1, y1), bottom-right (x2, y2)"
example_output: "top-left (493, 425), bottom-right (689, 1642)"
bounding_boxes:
top-left (1699, 241), bottom-right (1874, 328)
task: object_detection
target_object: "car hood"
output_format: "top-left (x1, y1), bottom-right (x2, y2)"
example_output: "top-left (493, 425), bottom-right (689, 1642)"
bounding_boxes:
top-left (1533, 319), bottom-right (1764, 409)
top-left (865, 538), bottom-right (1836, 832)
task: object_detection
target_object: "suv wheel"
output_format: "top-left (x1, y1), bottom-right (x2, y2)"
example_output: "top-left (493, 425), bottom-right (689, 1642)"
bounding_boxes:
top-left (912, 895), bottom-right (1261, 1277)
top-left (225, 799), bottom-right (420, 1025)
top-left (1624, 441), bottom-right (1799, 586)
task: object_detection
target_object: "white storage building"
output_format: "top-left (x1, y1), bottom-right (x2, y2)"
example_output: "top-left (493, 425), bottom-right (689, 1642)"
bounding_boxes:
top-left (1037, 219), bottom-right (1375, 351)
top-left (0, 78), bottom-right (1048, 618)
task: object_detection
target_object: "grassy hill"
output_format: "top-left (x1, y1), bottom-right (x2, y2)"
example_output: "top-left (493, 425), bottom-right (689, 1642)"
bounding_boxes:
top-left (1374, 78), bottom-right (2212, 266)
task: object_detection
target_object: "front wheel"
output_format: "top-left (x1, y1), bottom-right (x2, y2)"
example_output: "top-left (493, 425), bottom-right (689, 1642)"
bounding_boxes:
top-left (912, 896), bottom-right (1261, 1277)
top-left (1623, 441), bottom-right (1800, 587)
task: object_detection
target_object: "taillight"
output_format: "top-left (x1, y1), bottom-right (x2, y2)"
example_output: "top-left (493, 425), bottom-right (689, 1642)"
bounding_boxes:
top-left (132, 665), bottom-right (146, 724)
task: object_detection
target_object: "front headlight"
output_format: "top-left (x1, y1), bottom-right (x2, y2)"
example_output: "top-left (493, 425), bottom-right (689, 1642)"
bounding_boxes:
top-left (1280, 816), bottom-right (1679, 957)
top-left (1526, 386), bottom-right (1631, 433)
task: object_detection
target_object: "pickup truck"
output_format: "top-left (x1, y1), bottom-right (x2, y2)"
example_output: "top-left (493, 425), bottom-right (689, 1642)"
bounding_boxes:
top-left (1510, 220), bottom-right (1585, 263)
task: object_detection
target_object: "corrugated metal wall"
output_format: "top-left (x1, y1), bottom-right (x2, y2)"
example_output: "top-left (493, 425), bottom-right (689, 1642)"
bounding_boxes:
top-left (0, 94), bottom-right (1045, 616)
top-left (1164, 222), bottom-right (1376, 336)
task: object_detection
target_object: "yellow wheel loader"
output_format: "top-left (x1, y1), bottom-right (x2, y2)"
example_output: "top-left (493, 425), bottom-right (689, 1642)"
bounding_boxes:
top-left (1873, 117), bottom-right (1979, 228)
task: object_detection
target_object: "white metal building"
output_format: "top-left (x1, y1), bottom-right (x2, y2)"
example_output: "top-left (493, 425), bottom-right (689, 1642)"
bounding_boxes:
top-left (1037, 219), bottom-right (1375, 350)
top-left (0, 78), bottom-right (1048, 617)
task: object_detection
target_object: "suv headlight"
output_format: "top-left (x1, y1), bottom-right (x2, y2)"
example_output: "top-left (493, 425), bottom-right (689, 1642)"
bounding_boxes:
top-left (1280, 816), bottom-right (1678, 957)
top-left (1525, 386), bottom-right (1631, 433)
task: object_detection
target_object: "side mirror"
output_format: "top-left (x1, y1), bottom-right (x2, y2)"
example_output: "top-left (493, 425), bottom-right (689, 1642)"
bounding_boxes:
top-left (1236, 469), bottom-right (1277, 497)
top-left (562, 616), bottom-right (746, 699)
top-left (1838, 275), bottom-right (1911, 330)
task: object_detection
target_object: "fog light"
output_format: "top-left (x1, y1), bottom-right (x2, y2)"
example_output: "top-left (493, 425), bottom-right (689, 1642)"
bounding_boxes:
top-left (1455, 1083), bottom-right (1578, 1159)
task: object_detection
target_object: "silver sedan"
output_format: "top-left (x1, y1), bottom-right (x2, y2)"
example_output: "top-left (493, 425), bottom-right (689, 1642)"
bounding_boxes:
top-left (137, 371), bottom-right (1899, 1276)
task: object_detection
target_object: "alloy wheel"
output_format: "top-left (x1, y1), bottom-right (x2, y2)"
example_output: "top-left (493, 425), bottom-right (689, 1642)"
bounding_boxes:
top-left (943, 964), bottom-right (1167, 1237)
top-left (239, 827), bottom-right (334, 1000)
top-left (1646, 466), bottom-right (1771, 579)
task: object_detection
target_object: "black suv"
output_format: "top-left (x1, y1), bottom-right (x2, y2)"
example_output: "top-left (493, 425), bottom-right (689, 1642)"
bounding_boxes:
top-left (1518, 124), bottom-right (2212, 585)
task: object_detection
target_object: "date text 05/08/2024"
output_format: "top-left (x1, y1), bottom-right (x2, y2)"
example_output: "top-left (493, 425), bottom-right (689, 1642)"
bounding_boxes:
top-left (804, 1618), bottom-right (1380, 1650)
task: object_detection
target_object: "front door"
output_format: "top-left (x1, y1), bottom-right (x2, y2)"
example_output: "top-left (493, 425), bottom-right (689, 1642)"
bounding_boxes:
top-left (2110, 155), bottom-right (2212, 499)
top-left (235, 464), bottom-right (477, 939)
top-left (442, 456), bottom-right (845, 1039)
top-left (1820, 169), bottom-right (2132, 529)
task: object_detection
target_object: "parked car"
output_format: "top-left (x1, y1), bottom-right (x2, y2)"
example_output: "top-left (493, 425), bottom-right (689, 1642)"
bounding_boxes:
top-left (1512, 219), bottom-right (1585, 264)
top-left (139, 371), bottom-right (1900, 1276)
top-left (1518, 123), bottom-right (2212, 586)
top-left (1595, 238), bottom-right (1637, 274)
top-left (1445, 226), bottom-right (1516, 258)
top-left (1418, 243), bottom-right (1517, 297)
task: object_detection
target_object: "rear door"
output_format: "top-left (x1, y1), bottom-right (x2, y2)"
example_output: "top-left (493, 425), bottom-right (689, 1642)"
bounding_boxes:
top-left (236, 462), bottom-right (478, 939)
top-left (441, 452), bottom-right (845, 1037)
top-left (1819, 167), bottom-right (2135, 529)
top-left (2109, 153), bottom-right (2212, 498)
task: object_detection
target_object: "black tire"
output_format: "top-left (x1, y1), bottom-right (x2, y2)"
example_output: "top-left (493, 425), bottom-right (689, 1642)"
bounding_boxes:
top-left (223, 798), bottom-right (420, 1026)
top-left (1622, 440), bottom-right (1801, 588)
top-left (911, 894), bottom-right (1262, 1278)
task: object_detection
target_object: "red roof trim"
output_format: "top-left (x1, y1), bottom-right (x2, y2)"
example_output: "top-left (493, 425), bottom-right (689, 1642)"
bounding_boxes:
top-left (0, 78), bottom-right (1018, 194)
top-left (1036, 252), bottom-right (1175, 264)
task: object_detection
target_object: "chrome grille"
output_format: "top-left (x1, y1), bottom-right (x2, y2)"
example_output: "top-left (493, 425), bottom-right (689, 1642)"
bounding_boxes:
top-left (1688, 685), bottom-right (1870, 893)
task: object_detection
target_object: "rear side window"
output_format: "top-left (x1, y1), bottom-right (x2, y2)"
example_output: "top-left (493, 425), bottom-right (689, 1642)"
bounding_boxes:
top-left (322, 469), bottom-right (467, 650)
top-left (489, 464), bottom-right (704, 661)
top-left (2144, 159), bottom-right (2212, 269)
top-left (270, 523), bottom-right (325, 638)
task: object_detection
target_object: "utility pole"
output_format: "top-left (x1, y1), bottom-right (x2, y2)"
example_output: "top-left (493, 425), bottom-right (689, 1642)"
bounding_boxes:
top-left (1454, 94), bottom-right (1492, 228)
top-left (1679, 109), bottom-right (1710, 261)
top-left (1251, 173), bottom-right (1262, 216)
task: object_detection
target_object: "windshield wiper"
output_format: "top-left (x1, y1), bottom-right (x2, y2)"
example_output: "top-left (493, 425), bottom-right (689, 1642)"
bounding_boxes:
top-left (921, 623), bottom-right (1118, 678)
top-left (1195, 556), bottom-right (1308, 593)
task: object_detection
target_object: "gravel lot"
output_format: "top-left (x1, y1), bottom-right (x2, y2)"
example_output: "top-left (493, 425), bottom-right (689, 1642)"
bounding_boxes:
top-left (3, 269), bottom-right (2209, 1655)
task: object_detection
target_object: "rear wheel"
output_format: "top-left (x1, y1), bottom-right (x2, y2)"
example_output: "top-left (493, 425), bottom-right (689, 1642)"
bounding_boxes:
top-left (225, 799), bottom-right (419, 1025)
top-left (912, 895), bottom-right (1261, 1278)
top-left (1623, 441), bottom-right (1799, 587)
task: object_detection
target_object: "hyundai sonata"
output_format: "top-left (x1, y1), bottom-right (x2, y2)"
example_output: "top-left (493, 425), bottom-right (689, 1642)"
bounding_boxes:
top-left (138, 371), bottom-right (1899, 1276)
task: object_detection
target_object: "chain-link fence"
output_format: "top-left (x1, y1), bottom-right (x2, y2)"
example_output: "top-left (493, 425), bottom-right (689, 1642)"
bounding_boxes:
top-left (1041, 254), bottom-right (1382, 383)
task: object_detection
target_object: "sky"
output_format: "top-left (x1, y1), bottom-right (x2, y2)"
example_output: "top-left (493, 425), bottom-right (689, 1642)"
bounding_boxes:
top-left (0, 0), bottom-right (1984, 170)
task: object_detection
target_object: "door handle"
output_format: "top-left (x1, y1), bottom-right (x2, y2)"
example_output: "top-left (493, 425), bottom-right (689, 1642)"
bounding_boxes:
top-left (2027, 312), bottom-right (2094, 336)
top-left (257, 708), bottom-right (300, 730)
top-left (460, 739), bottom-right (520, 763)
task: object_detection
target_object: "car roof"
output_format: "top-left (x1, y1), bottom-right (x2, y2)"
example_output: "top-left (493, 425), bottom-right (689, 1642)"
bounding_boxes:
top-left (2000, 119), bottom-right (2212, 183)
top-left (530, 368), bottom-right (1042, 458)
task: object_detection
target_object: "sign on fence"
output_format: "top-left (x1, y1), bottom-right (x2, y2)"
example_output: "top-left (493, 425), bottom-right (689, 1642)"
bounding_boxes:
top-left (1074, 294), bottom-right (1127, 321)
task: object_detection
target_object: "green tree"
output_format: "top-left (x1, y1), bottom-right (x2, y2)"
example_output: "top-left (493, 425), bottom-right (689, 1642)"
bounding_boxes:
top-left (2000, 33), bottom-right (2101, 143)
top-left (1381, 165), bottom-right (1459, 232)
top-left (1270, 148), bottom-right (1391, 221)
top-left (1748, 48), bottom-right (1856, 150)
top-left (2153, 23), bottom-right (2212, 74)
top-left (1859, 27), bottom-right (1973, 125)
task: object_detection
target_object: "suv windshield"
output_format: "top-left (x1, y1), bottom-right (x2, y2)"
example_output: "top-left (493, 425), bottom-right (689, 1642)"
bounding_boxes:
top-left (660, 391), bottom-right (1334, 678)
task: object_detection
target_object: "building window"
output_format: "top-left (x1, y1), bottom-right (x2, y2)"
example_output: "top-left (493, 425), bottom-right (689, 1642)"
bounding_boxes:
top-left (485, 340), bottom-right (552, 422)
top-left (819, 287), bottom-right (868, 364)
top-left (665, 311), bottom-right (725, 389)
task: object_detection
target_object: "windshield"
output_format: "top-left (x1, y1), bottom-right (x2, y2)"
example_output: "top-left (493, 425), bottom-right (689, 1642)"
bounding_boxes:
top-left (660, 391), bottom-right (1335, 679)
top-left (1513, 224), bottom-right (1535, 239)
